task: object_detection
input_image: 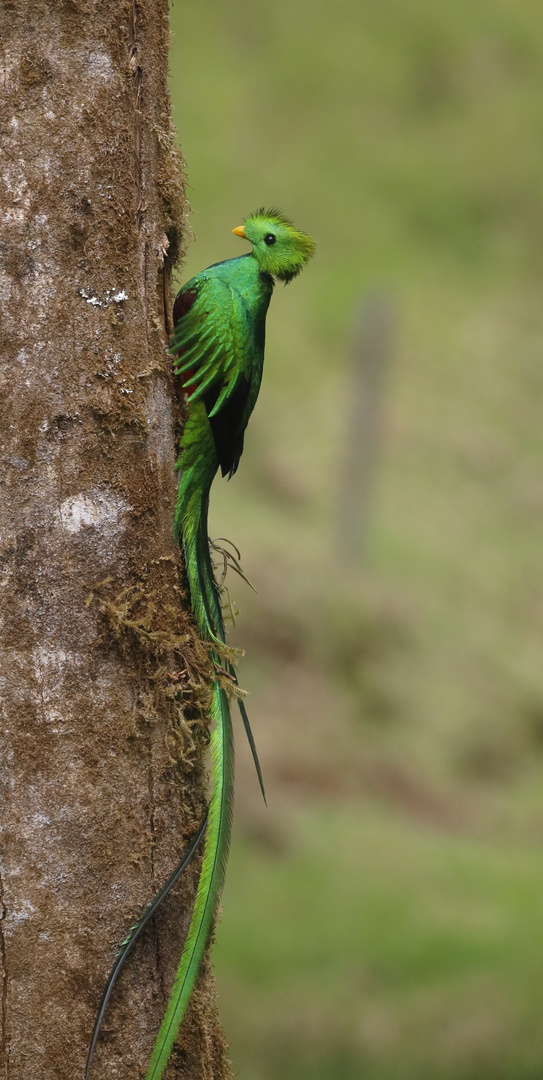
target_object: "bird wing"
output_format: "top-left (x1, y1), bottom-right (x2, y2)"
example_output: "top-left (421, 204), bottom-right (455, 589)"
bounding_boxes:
top-left (169, 274), bottom-right (249, 415)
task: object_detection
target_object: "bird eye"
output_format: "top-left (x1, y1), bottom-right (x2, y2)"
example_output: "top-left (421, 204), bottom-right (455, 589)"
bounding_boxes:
top-left (264, 233), bottom-right (277, 246)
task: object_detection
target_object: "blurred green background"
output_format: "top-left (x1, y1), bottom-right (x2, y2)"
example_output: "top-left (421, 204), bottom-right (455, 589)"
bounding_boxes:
top-left (169, 2), bottom-right (543, 1077)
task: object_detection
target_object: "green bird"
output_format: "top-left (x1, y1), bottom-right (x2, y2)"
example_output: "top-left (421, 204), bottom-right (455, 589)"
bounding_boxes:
top-left (84, 210), bottom-right (315, 1080)
top-left (145, 209), bottom-right (315, 1079)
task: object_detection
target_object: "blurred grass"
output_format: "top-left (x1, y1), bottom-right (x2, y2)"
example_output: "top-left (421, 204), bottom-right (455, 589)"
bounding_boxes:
top-left (218, 806), bottom-right (543, 1080)
top-left (169, 1), bottom-right (543, 1076)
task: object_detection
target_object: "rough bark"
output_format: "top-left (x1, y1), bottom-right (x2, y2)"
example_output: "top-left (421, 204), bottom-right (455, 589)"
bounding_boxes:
top-left (0, 2), bottom-right (230, 1077)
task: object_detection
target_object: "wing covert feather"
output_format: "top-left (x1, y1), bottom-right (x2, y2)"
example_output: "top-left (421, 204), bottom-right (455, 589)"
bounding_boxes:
top-left (170, 275), bottom-right (251, 416)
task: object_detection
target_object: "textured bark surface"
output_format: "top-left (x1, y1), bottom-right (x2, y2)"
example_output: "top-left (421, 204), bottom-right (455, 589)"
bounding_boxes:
top-left (0, 2), bottom-right (230, 1077)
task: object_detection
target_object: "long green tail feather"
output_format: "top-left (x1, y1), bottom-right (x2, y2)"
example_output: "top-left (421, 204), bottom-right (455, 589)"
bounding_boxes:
top-left (84, 812), bottom-right (208, 1080)
top-left (236, 694), bottom-right (266, 804)
top-left (143, 407), bottom-right (236, 1078)
top-left (144, 679), bottom-right (234, 1080)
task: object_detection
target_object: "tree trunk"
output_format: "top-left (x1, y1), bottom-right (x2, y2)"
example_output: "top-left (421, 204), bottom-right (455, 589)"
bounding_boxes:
top-left (0, 2), bottom-right (230, 1077)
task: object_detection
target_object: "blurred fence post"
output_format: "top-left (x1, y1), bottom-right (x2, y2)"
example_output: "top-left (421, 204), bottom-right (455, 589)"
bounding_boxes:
top-left (338, 292), bottom-right (395, 565)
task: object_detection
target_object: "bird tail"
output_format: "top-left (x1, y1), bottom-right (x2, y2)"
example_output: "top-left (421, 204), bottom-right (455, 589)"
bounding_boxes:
top-left (141, 416), bottom-right (236, 1078)
top-left (173, 401), bottom-right (224, 642)
top-left (144, 408), bottom-right (266, 1076)
top-left (84, 813), bottom-right (208, 1080)
top-left (144, 676), bottom-right (234, 1080)
top-left (174, 414), bottom-right (266, 798)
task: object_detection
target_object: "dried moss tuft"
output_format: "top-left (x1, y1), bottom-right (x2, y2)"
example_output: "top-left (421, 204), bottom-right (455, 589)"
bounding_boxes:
top-left (88, 578), bottom-right (213, 771)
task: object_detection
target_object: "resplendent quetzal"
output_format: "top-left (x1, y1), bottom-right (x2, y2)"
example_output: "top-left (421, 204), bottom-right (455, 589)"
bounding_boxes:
top-left (85, 210), bottom-right (315, 1080)
top-left (147, 209), bottom-right (315, 1079)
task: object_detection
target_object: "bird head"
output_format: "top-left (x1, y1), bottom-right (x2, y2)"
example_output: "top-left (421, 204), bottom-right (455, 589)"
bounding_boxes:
top-left (233, 208), bottom-right (316, 283)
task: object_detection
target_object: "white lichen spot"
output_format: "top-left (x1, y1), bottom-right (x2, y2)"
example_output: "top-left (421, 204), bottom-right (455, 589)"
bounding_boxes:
top-left (96, 352), bottom-right (121, 380)
top-left (58, 489), bottom-right (130, 535)
top-left (9, 899), bottom-right (36, 925)
top-left (79, 290), bottom-right (102, 307)
top-left (4, 173), bottom-right (28, 199)
top-left (79, 288), bottom-right (128, 308)
top-left (33, 646), bottom-right (68, 677)
top-left (4, 205), bottom-right (28, 223)
top-left (86, 51), bottom-right (113, 81)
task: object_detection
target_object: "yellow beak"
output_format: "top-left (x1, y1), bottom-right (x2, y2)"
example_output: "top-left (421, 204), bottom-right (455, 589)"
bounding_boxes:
top-left (232, 225), bottom-right (246, 238)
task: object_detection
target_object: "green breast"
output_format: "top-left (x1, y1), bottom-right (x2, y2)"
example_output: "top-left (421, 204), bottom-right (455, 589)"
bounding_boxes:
top-left (207, 253), bottom-right (273, 417)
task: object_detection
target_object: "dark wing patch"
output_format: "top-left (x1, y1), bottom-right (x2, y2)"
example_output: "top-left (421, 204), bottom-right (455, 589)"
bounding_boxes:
top-left (204, 374), bottom-right (250, 478)
top-left (173, 288), bottom-right (198, 327)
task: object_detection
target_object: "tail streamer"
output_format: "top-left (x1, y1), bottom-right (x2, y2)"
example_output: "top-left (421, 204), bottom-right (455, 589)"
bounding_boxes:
top-left (143, 398), bottom-right (237, 1078)
top-left (84, 812), bottom-right (208, 1080)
